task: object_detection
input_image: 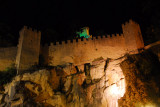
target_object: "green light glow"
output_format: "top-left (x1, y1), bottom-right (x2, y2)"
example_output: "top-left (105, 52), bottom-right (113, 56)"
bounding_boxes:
top-left (76, 27), bottom-right (90, 38)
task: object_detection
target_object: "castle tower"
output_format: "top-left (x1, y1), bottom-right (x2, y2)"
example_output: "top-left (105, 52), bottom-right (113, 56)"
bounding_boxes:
top-left (16, 26), bottom-right (41, 73)
top-left (122, 20), bottom-right (144, 52)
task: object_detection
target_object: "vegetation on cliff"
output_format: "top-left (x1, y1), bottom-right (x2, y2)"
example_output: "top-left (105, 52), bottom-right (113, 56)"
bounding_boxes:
top-left (0, 65), bottom-right (16, 87)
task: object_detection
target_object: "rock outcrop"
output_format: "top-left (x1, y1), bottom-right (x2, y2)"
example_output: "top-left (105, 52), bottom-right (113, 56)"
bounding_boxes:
top-left (0, 58), bottom-right (125, 107)
top-left (119, 49), bottom-right (160, 107)
top-left (1, 43), bottom-right (160, 107)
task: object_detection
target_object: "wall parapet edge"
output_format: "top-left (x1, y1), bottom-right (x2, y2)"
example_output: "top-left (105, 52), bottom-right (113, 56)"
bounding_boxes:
top-left (49, 33), bottom-right (124, 47)
top-left (20, 26), bottom-right (41, 35)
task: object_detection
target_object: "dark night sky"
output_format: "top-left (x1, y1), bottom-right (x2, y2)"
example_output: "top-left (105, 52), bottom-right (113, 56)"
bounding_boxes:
top-left (0, 0), bottom-right (159, 45)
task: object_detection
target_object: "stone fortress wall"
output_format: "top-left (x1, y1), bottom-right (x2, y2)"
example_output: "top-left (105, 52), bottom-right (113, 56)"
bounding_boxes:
top-left (48, 34), bottom-right (126, 66)
top-left (0, 19), bottom-right (144, 72)
top-left (0, 47), bottom-right (17, 71)
top-left (47, 20), bottom-right (144, 66)
top-left (122, 20), bottom-right (144, 52)
top-left (16, 26), bottom-right (41, 73)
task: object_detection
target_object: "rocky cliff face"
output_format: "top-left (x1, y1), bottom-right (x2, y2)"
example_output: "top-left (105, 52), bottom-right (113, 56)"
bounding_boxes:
top-left (119, 45), bottom-right (160, 107)
top-left (0, 58), bottom-right (125, 107)
top-left (0, 44), bottom-right (160, 107)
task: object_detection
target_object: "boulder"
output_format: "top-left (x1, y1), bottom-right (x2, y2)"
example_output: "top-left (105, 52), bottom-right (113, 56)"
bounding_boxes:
top-left (63, 76), bottom-right (72, 92)
top-left (21, 69), bottom-right (54, 97)
top-left (63, 64), bottom-right (77, 76)
top-left (45, 94), bottom-right (66, 107)
top-left (0, 94), bottom-right (4, 104)
top-left (25, 82), bottom-right (40, 95)
top-left (49, 69), bottom-right (60, 90)
top-left (90, 60), bottom-right (106, 80)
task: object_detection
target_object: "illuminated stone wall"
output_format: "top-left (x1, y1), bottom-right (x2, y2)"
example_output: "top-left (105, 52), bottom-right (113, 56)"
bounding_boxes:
top-left (122, 20), bottom-right (144, 52)
top-left (0, 20), bottom-right (144, 71)
top-left (48, 20), bottom-right (144, 66)
top-left (16, 26), bottom-right (41, 73)
top-left (48, 34), bottom-right (126, 66)
top-left (0, 47), bottom-right (17, 71)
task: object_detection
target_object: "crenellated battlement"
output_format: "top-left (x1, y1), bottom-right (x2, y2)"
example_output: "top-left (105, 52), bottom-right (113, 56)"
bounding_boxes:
top-left (46, 20), bottom-right (144, 66)
top-left (122, 19), bottom-right (144, 52)
top-left (0, 19), bottom-right (145, 71)
top-left (22, 26), bottom-right (41, 35)
top-left (49, 33), bottom-right (124, 47)
top-left (122, 19), bottom-right (137, 26)
top-left (16, 26), bottom-right (41, 73)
